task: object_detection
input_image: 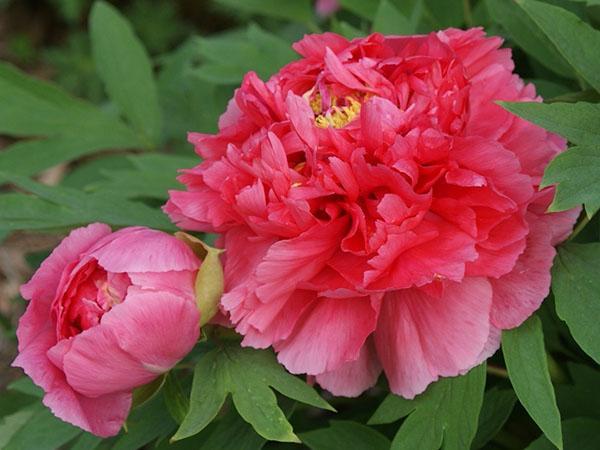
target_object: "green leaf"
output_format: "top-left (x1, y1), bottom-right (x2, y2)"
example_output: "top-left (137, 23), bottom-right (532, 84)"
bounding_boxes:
top-left (0, 61), bottom-right (128, 138)
top-left (516, 0), bottom-right (600, 93)
top-left (157, 37), bottom-right (232, 139)
top-left (157, 404), bottom-right (266, 450)
top-left (339, 0), bottom-right (380, 20)
top-left (502, 315), bottom-right (563, 449)
top-left (526, 418), bottom-right (600, 450)
top-left (0, 62), bottom-right (140, 177)
top-left (164, 373), bottom-right (190, 425)
top-left (131, 373), bottom-right (167, 409)
top-left (373, 0), bottom-right (413, 35)
top-left (7, 377), bottom-right (43, 398)
top-left (541, 145), bottom-right (600, 217)
top-left (0, 390), bottom-right (37, 418)
top-left (368, 394), bottom-right (416, 425)
top-left (300, 421), bottom-right (391, 450)
top-left (90, 1), bottom-right (161, 146)
top-left (331, 20), bottom-right (365, 39)
top-left (68, 433), bottom-right (103, 450)
top-left (0, 135), bottom-right (138, 178)
top-left (552, 243), bottom-right (600, 364)
top-left (173, 343), bottom-right (333, 443)
top-left (214, 0), bottom-right (313, 24)
top-left (500, 101), bottom-right (600, 146)
top-left (424, 0), bottom-right (464, 28)
top-left (0, 173), bottom-right (175, 231)
top-left (112, 395), bottom-right (176, 450)
top-left (486, 0), bottom-right (573, 78)
top-left (472, 388), bottom-right (517, 449)
top-left (370, 365), bottom-right (485, 450)
top-left (557, 363), bottom-right (600, 420)
top-left (0, 404), bottom-right (81, 450)
top-left (193, 25), bottom-right (296, 86)
top-left (88, 154), bottom-right (197, 200)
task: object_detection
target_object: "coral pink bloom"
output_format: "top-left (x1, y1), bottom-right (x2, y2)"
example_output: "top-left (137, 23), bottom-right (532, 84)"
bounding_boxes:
top-left (13, 224), bottom-right (201, 436)
top-left (165, 30), bottom-right (579, 399)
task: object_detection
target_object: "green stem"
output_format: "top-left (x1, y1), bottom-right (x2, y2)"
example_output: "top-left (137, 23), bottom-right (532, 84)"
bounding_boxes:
top-left (306, 20), bottom-right (322, 33)
top-left (568, 214), bottom-right (590, 242)
top-left (463, 0), bottom-right (473, 27)
top-left (487, 364), bottom-right (509, 378)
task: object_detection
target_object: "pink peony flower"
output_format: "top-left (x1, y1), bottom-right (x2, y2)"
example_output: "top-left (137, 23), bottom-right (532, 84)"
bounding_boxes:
top-left (165, 30), bottom-right (579, 398)
top-left (13, 224), bottom-right (201, 436)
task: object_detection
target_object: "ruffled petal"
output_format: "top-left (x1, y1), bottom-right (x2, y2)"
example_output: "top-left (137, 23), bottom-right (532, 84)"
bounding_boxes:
top-left (316, 339), bottom-right (381, 397)
top-left (374, 278), bottom-right (492, 398)
top-left (20, 223), bottom-right (111, 302)
top-left (275, 296), bottom-right (379, 375)
top-left (90, 227), bottom-right (200, 273)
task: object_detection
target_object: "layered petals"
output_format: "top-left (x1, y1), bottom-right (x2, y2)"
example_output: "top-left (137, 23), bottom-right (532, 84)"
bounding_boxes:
top-left (13, 225), bottom-right (201, 436)
top-left (166, 29), bottom-right (578, 399)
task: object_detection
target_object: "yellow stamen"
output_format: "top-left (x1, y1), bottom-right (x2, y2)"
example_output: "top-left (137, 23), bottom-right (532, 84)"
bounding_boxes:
top-left (314, 96), bottom-right (362, 129)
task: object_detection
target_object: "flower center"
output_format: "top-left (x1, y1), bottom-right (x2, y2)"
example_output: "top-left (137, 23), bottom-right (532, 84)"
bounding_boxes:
top-left (53, 260), bottom-right (131, 339)
top-left (305, 90), bottom-right (362, 129)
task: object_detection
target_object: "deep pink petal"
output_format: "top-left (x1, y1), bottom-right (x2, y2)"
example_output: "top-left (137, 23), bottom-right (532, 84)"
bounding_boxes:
top-left (62, 326), bottom-right (158, 397)
top-left (316, 339), bottom-right (381, 397)
top-left (20, 223), bottom-right (111, 302)
top-left (90, 227), bottom-right (200, 273)
top-left (101, 288), bottom-right (200, 373)
top-left (490, 216), bottom-right (556, 329)
top-left (276, 296), bottom-right (379, 375)
top-left (255, 219), bottom-right (348, 305)
top-left (374, 278), bottom-right (492, 398)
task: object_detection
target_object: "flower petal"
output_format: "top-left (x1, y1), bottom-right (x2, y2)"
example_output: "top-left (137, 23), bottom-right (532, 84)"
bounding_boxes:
top-left (316, 339), bottom-right (381, 397)
top-left (275, 296), bottom-right (379, 375)
top-left (374, 278), bottom-right (492, 398)
top-left (20, 223), bottom-right (111, 302)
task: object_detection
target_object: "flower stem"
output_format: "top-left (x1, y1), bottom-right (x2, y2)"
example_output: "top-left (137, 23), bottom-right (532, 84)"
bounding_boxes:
top-left (487, 364), bottom-right (509, 378)
top-left (568, 213), bottom-right (590, 242)
top-left (463, 0), bottom-right (474, 27)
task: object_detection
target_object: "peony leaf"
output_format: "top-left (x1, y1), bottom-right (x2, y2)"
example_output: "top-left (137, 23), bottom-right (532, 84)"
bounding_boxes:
top-left (300, 420), bottom-right (391, 450)
top-left (0, 62), bottom-right (141, 177)
top-left (112, 395), bottom-right (176, 450)
top-left (499, 101), bottom-right (600, 147)
top-left (0, 172), bottom-right (176, 232)
top-left (174, 232), bottom-right (224, 326)
top-left (131, 373), bottom-right (167, 409)
top-left (90, 1), bottom-right (161, 147)
top-left (85, 154), bottom-right (198, 201)
top-left (214, 0), bottom-right (313, 25)
top-left (486, 0), bottom-right (573, 78)
top-left (173, 343), bottom-right (333, 443)
top-left (424, 0), bottom-right (465, 28)
top-left (373, 0), bottom-right (413, 35)
top-left (541, 146), bottom-right (600, 217)
top-left (368, 394), bottom-right (416, 425)
top-left (502, 316), bottom-right (563, 449)
top-left (369, 364), bottom-right (486, 450)
top-left (525, 418), bottom-right (600, 450)
top-left (516, 0), bottom-right (600, 93)
top-left (0, 404), bottom-right (81, 450)
top-left (68, 433), bottom-right (103, 450)
top-left (556, 363), bottom-right (600, 420)
top-left (552, 243), bottom-right (600, 364)
top-left (191, 24), bottom-right (296, 86)
top-left (163, 372), bottom-right (190, 425)
top-left (472, 387), bottom-right (517, 449)
top-left (339, 0), bottom-right (380, 20)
